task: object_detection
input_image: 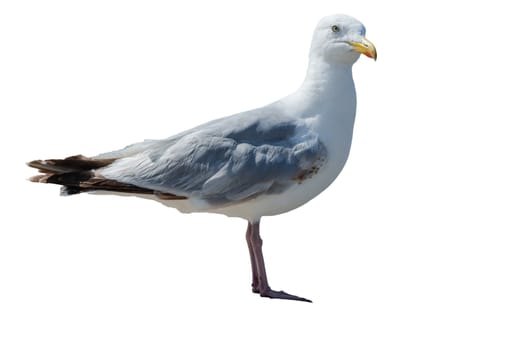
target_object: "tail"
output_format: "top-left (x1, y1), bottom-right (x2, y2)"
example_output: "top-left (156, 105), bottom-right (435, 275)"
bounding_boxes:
top-left (27, 155), bottom-right (185, 199)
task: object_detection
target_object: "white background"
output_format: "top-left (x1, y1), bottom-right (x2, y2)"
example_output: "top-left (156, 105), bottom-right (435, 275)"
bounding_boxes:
top-left (1, 1), bottom-right (527, 349)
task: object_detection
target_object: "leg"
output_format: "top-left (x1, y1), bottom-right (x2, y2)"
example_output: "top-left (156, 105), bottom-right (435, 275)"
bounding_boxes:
top-left (246, 220), bottom-right (312, 302)
top-left (245, 222), bottom-right (259, 293)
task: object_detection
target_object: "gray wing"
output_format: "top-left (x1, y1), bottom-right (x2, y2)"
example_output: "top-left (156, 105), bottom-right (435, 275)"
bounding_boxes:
top-left (99, 108), bottom-right (327, 206)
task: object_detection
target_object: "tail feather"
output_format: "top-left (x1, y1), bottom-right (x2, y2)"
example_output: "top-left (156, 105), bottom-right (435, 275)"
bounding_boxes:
top-left (27, 154), bottom-right (186, 199)
top-left (27, 155), bottom-right (115, 174)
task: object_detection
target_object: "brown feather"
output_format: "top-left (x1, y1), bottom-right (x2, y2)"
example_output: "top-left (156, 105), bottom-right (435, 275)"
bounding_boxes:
top-left (27, 155), bottom-right (115, 174)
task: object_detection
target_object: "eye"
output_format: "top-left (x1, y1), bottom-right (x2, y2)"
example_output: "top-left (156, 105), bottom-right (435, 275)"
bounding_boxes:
top-left (331, 25), bottom-right (340, 33)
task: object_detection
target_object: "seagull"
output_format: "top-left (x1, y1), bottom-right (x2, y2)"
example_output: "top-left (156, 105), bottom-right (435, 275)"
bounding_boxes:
top-left (28, 14), bottom-right (376, 302)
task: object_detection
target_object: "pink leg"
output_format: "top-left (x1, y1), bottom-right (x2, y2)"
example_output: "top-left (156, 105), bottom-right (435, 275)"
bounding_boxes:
top-left (246, 220), bottom-right (312, 302)
top-left (245, 222), bottom-right (259, 293)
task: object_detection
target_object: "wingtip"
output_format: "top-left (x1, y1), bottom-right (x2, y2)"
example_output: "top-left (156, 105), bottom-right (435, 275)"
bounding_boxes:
top-left (28, 174), bottom-right (47, 183)
top-left (27, 160), bottom-right (42, 168)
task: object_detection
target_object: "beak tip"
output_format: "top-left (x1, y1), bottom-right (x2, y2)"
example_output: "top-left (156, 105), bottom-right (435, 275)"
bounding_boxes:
top-left (351, 38), bottom-right (377, 62)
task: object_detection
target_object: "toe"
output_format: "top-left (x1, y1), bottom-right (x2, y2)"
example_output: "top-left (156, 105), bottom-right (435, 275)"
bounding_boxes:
top-left (260, 288), bottom-right (312, 303)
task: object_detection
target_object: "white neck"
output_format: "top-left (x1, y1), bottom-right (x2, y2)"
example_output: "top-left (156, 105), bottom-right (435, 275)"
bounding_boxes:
top-left (281, 57), bottom-right (357, 120)
top-left (302, 58), bottom-right (355, 95)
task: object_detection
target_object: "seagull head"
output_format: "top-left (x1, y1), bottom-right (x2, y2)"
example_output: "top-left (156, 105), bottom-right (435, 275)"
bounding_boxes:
top-left (309, 14), bottom-right (377, 65)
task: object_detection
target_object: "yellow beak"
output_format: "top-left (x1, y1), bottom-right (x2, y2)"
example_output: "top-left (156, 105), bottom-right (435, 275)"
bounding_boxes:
top-left (350, 37), bottom-right (377, 61)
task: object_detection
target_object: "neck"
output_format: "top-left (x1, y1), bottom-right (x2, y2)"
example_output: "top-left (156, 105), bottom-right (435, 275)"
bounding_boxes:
top-left (277, 56), bottom-right (357, 120)
top-left (299, 57), bottom-right (354, 98)
top-left (294, 56), bottom-right (358, 148)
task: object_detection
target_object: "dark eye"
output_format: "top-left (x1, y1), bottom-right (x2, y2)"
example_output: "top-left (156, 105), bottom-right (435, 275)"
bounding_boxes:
top-left (331, 25), bottom-right (340, 33)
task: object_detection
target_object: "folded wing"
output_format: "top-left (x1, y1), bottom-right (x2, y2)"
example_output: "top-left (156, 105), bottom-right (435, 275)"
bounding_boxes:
top-left (99, 109), bottom-right (327, 207)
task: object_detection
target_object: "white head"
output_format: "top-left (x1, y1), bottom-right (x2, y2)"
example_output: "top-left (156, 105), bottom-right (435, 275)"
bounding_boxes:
top-left (309, 14), bottom-right (377, 65)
